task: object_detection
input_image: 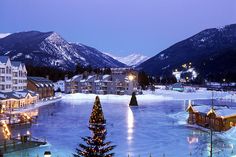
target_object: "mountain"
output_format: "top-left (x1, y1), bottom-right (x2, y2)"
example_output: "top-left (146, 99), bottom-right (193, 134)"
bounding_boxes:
top-left (0, 31), bottom-right (126, 71)
top-left (0, 33), bottom-right (11, 39)
top-left (106, 53), bottom-right (149, 67)
top-left (137, 24), bottom-right (236, 80)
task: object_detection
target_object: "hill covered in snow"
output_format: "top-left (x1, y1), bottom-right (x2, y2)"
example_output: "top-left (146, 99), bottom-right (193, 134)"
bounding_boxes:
top-left (137, 24), bottom-right (236, 81)
top-left (0, 31), bottom-right (126, 71)
top-left (106, 53), bottom-right (149, 67)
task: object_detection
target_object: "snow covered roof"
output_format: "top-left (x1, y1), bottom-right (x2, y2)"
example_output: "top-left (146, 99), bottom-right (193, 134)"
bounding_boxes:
top-left (87, 75), bottom-right (96, 80)
top-left (71, 75), bottom-right (83, 81)
top-left (103, 75), bottom-right (111, 80)
top-left (28, 76), bottom-right (54, 88)
top-left (80, 79), bottom-right (86, 83)
top-left (191, 105), bottom-right (236, 117)
top-left (0, 89), bottom-right (37, 100)
top-left (171, 83), bottom-right (184, 89)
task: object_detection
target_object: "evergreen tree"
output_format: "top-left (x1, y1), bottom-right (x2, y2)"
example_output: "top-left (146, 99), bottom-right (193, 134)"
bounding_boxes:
top-left (74, 96), bottom-right (115, 157)
top-left (129, 92), bottom-right (138, 106)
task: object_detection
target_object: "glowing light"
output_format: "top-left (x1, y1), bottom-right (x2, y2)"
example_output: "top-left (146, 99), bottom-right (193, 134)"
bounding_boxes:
top-left (127, 108), bottom-right (134, 142)
top-left (128, 75), bottom-right (135, 81)
top-left (1, 120), bottom-right (11, 139)
top-left (27, 130), bottom-right (30, 135)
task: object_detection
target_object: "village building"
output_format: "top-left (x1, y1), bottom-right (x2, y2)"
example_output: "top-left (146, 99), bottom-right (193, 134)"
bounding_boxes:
top-left (0, 89), bottom-right (38, 111)
top-left (186, 104), bottom-right (236, 132)
top-left (65, 75), bottom-right (83, 94)
top-left (111, 68), bottom-right (139, 95)
top-left (64, 68), bottom-right (139, 95)
top-left (54, 80), bottom-right (65, 92)
top-left (79, 75), bottom-right (97, 94)
top-left (27, 77), bottom-right (54, 99)
top-left (0, 56), bottom-right (27, 92)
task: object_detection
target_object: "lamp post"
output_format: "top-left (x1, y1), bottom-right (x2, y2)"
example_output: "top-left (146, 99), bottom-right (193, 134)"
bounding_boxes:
top-left (128, 74), bottom-right (135, 94)
top-left (44, 151), bottom-right (51, 157)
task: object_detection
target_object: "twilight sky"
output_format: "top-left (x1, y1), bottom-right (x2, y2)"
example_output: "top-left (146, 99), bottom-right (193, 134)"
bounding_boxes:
top-left (1, 0), bottom-right (236, 57)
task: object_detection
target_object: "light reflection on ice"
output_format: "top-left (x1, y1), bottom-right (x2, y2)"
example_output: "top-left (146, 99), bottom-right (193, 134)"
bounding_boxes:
top-left (127, 107), bottom-right (134, 142)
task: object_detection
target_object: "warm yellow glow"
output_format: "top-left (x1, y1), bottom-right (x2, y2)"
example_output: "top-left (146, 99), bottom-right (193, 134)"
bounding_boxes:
top-left (1, 120), bottom-right (11, 139)
top-left (182, 64), bottom-right (187, 68)
top-left (127, 108), bottom-right (134, 142)
top-left (128, 75), bottom-right (135, 81)
top-left (23, 113), bottom-right (31, 120)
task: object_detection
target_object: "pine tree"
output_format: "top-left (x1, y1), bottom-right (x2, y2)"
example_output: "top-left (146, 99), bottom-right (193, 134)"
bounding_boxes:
top-left (89, 96), bottom-right (106, 125)
top-left (129, 92), bottom-right (138, 106)
top-left (74, 96), bottom-right (115, 157)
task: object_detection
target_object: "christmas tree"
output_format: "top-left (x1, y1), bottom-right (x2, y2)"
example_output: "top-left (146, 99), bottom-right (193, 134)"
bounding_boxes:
top-left (89, 96), bottom-right (106, 125)
top-left (73, 96), bottom-right (115, 157)
top-left (129, 92), bottom-right (138, 106)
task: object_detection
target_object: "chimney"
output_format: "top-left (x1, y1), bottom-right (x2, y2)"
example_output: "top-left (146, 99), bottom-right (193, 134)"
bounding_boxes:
top-left (46, 75), bottom-right (49, 80)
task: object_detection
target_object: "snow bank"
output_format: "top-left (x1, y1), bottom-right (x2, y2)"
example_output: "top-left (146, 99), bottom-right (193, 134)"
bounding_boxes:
top-left (62, 93), bottom-right (173, 103)
top-left (220, 127), bottom-right (236, 141)
top-left (143, 89), bottom-right (228, 100)
top-left (62, 89), bottom-right (229, 103)
top-left (222, 93), bottom-right (236, 102)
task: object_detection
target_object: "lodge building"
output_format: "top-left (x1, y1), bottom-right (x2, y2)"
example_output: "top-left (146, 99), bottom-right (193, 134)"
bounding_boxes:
top-left (27, 77), bottom-right (54, 99)
top-left (0, 89), bottom-right (38, 111)
top-left (186, 104), bottom-right (236, 132)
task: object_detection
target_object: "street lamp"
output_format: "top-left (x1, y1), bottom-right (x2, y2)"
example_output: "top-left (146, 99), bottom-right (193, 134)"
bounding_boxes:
top-left (128, 74), bottom-right (134, 81)
top-left (128, 74), bottom-right (135, 94)
top-left (44, 151), bottom-right (51, 157)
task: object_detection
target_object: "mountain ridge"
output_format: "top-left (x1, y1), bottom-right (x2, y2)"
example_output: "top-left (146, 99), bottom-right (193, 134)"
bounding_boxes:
top-left (137, 24), bottom-right (236, 80)
top-left (0, 31), bottom-right (126, 70)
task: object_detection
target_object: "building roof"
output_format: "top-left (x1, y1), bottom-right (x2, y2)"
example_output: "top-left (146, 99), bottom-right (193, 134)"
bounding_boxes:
top-left (190, 105), bottom-right (236, 118)
top-left (103, 74), bottom-right (111, 80)
top-left (28, 76), bottom-right (53, 83)
top-left (0, 56), bottom-right (9, 64)
top-left (171, 83), bottom-right (184, 89)
top-left (71, 74), bottom-right (83, 81)
top-left (28, 76), bottom-right (54, 88)
top-left (0, 89), bottom-right (37, 100)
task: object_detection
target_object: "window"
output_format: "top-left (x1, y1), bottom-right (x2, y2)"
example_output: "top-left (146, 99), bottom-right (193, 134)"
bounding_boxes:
top-left (0, 85), bottom-right (5, 90)
top-left (0, 68), bottom-right (5, 74)
top-left (0, 76), bottom-right (5, 82)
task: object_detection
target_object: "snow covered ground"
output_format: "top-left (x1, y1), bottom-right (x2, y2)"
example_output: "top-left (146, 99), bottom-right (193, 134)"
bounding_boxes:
top-left (62, 89), bottom-right (230, 103)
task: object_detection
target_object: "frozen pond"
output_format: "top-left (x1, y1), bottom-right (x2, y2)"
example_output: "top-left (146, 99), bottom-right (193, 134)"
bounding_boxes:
top-left (5, 97), bottom-right (236, 157)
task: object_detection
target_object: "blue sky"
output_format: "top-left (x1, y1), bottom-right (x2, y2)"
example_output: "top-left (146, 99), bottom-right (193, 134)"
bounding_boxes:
top-left (1, 0), bottom-right (236, 57)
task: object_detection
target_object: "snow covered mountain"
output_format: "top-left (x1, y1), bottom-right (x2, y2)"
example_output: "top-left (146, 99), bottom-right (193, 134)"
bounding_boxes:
top-left (137, 24), bottom-right (236, 78)
top-left (0, 33), bottom-right (11, 39)
top-left (0, 31), bottom-right (126, 70)
top-left (106, 53), bottom-right (149, 67)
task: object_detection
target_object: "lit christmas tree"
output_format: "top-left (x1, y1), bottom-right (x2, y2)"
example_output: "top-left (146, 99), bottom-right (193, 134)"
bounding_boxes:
top-left (73, 96), bottom-right (115, 157)
top-left (89, 96), bottom-right (106, 125)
